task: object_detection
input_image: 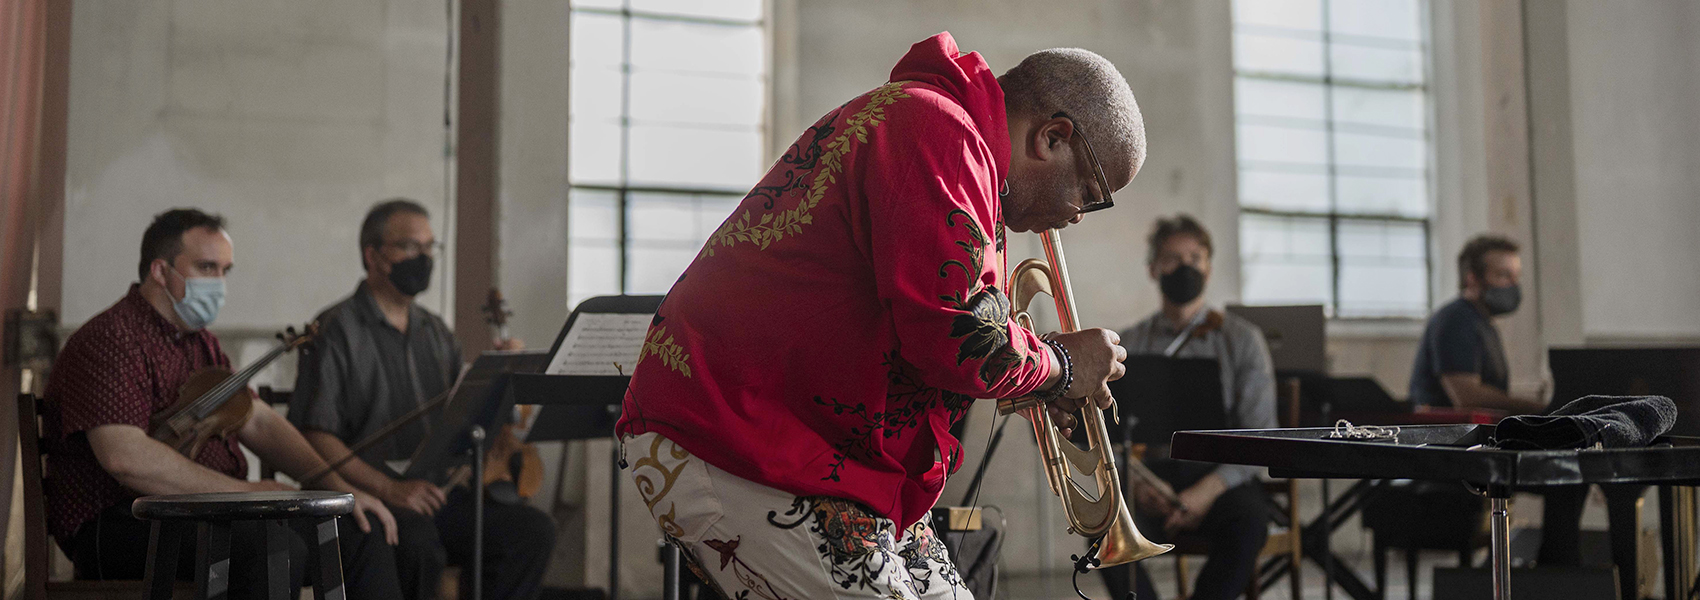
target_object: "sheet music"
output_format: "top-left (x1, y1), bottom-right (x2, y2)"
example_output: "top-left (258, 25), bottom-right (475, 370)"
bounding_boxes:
top-left (545, 313), bottom-right (652, 376)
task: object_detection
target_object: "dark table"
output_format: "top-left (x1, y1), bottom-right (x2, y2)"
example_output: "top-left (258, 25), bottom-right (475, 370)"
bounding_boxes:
top-left (1172, 425), bottom-right (1700, 600)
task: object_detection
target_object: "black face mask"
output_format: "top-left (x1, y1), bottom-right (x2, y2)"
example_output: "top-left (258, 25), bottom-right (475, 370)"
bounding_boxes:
top-left (388, 254), bottom-right (433, 297)
top-left (1160, 263), bottom-right (1206, 305)
top-left (1482, 283), bottom-right (1521, 316)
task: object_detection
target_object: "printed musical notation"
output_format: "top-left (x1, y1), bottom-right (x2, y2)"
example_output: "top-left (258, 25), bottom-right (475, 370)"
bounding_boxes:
top-left (544, 313), bottom-right (652, 376)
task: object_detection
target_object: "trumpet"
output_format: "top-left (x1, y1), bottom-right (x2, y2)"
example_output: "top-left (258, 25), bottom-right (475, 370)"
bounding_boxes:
top-left (996, 228), bottom-right (1171, 568)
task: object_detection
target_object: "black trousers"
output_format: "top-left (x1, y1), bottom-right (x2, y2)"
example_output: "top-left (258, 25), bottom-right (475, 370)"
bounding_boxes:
top-left (388, 488), bottom-right (556, 600)
top-left (1098, 481), bottom-right (1272, 600)
top-left (68, 503), bottom-right (402, 600)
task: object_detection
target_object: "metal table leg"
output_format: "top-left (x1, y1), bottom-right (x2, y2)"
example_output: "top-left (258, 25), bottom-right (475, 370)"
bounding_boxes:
top-left (471, 425), bottom-right (487, 600)
top-left (611, 435), bottom-right (624, 600)
top-left (1490, 497), bottom-right (1510, 600)
top-left (1663, 486), bottom-right (1698, 600)
top-left (662, 541), bottom-right (681, 600)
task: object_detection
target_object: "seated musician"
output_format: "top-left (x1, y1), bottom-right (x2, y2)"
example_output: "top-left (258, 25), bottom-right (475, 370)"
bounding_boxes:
top-left (616, 34), bottom-right (1142, 599)
top-left (290, 199), bottom-right (555, 600)
top-left (42, 208), bottom-right (401, 599)
top-left (1409, 234), bottom-right (1547, 414)
top-left (1106, 214), bottom-right (1276, 600)
top-left (1411, 235), bottom-right (1639, 589)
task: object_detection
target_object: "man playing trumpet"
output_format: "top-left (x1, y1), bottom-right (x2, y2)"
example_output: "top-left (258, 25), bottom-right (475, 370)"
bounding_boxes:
top-left (618, 32), bottom-right (1146, 598)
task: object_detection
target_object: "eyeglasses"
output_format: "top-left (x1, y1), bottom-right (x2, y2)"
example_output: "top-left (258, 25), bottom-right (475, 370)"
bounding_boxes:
top-left (1052, 111), bottom-right (1116, 215)
top-left (384, 240), bottom-right (443, 257)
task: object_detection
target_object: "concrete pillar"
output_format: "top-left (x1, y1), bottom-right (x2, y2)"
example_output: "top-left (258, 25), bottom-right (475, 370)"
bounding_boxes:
top-left (1524, 0), bottom-right (1585, 348)
top-left (1476, 0), bottom-right (1545, 389)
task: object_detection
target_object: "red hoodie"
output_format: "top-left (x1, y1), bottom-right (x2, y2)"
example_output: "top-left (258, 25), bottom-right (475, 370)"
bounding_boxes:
top-left (617, 32), bottom-right (1052, 527)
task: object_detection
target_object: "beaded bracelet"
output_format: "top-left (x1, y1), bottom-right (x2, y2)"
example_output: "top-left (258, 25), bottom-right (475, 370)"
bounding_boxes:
top-left (1035, 337), bottom-right (1073, 403)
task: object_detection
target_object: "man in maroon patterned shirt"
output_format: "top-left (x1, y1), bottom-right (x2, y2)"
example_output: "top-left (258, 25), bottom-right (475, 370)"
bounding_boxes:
top-left (43, 208), bottom-right (403, 599)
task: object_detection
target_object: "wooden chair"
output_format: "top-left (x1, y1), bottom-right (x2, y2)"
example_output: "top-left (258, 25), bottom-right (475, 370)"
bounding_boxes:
top-left (18, 393), bottom-right (192, 600)
top-left (1166, 377), bottom-right (1305, 600)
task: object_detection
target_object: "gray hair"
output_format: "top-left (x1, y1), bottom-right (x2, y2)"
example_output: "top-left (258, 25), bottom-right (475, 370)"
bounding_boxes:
top-left (999, 48), bottom-right (1146, 186)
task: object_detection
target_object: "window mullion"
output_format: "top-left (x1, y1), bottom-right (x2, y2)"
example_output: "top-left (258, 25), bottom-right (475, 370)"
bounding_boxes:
top-left (616, 0), bottom-right (634, 294)
top-left (1320, 0), bottom-right (1342, 316)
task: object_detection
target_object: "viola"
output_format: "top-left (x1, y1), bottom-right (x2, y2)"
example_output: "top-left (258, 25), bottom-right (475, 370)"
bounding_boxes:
top-left (150, 324), bottom-right (316, 459)
top-left (478, 288), bottom-right (545, 502)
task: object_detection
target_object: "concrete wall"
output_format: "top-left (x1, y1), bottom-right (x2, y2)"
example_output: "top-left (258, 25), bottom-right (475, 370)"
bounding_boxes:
top-left (1528, 0), bottom-right (1700, 344)
top-left (62, 0), bottom-right (456, 351)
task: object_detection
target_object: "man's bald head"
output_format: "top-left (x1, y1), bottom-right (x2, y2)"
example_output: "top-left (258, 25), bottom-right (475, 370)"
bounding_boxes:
top-left (999, 48), bottom-right (1146, 188)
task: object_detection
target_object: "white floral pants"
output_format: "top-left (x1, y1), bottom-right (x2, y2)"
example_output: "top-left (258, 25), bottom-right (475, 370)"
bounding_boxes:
top-left (623, 432), bottom-right (974, 600)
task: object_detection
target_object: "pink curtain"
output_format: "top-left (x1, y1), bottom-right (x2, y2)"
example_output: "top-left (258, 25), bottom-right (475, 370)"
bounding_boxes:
top-left (0, 0), bottom-right (49, 578)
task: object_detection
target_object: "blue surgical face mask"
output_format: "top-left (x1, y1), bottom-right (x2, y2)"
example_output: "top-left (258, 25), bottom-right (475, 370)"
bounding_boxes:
top-left (168, 267), bottom-right (226, 330)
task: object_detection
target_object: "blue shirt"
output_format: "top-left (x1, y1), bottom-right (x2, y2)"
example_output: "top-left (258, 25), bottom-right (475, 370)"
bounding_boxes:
top-left (1409, 297), bottom-right (1508, 408)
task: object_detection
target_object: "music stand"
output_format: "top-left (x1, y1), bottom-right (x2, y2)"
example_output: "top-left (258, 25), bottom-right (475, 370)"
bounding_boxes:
top-left (405, 351), bottom-right (552, 483)
top-left (401, 349), bottom-right (551, 600)
top-left (1107, 355), bottom-right (1226, 446)
top-left (508, 294), bottom-right (665, 600)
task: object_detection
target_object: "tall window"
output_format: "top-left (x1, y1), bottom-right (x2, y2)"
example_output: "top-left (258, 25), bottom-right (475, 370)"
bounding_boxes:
top-left (1233, 0), bottom-right (1432, 318)
top-left (568, 0), bottom-right (767, 306)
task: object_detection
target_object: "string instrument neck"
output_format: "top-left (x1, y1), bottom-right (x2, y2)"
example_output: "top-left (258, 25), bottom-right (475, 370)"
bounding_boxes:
top-left (184, 342), bottom-right (289, 420)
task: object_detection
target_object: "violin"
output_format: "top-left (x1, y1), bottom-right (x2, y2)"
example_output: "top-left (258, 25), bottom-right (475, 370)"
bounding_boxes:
top-left (150, 324), bottom-right (316, 459)
top-left (478, 289), bottom-right (544, 502)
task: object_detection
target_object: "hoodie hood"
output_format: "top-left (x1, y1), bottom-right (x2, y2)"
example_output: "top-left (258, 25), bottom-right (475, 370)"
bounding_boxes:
top-left (888, 32), bottom-right (1011, 187)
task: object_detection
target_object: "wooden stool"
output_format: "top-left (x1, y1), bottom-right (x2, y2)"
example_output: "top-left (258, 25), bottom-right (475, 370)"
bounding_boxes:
top-left (132, 491), bottom-right (355, 600)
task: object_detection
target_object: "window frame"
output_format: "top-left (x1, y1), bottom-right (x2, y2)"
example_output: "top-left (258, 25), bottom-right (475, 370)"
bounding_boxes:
top-left (567, 2), bottom-right (768, 304)
top-left (1232, 0), bottom-right (1437, 320)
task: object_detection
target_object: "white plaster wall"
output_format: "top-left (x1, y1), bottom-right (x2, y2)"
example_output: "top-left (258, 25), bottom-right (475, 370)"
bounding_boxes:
top-left (62, 0), bottom-right (457, 340)
top-left (1563, 0), bottom-right (1700, 341)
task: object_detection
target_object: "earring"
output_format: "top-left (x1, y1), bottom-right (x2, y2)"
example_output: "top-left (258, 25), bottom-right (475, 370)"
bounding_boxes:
top-left (999, 179), bottom-right (1009, 198)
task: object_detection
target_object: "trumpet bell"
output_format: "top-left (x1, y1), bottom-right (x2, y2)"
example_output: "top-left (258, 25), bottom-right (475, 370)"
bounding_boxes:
top-left (1098, 496), bottom-right (1173, 567)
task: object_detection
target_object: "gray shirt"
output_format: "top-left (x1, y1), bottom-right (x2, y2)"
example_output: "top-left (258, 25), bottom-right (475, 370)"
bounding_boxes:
top-left (1120, 307), bottom-right (1277, 489)
top-left (289, 282), bottom-right (462, 466)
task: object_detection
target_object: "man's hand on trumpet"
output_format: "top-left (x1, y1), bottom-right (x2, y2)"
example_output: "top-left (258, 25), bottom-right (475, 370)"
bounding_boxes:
top-left (1039, 327), bottom-right (1127, 437)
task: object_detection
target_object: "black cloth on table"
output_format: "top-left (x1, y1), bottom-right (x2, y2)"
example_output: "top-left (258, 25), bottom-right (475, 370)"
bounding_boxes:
top-left (1495, 394), bottom-right (1677, 450)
